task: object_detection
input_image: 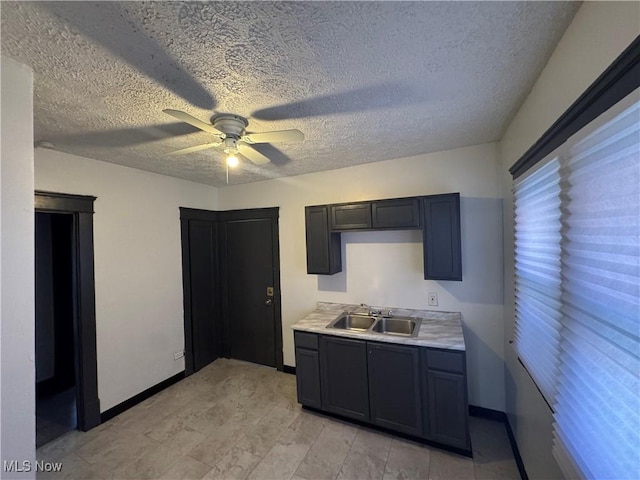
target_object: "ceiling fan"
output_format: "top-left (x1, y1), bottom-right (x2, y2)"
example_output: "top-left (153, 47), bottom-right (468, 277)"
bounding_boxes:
top-left (163, 109), bottom-right (304, 167)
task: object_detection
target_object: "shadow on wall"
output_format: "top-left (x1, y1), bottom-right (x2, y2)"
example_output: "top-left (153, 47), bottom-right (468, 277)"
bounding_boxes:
top-left (440, 197), bottom-right (504, 305)
top-left (317, 230), bottom-right (422, 293)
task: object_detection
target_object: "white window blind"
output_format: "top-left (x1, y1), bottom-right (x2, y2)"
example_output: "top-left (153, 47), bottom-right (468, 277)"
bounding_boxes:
top-left (513, 91), bottom-right (640, 480)
top-left (552, 95), bottom-right (640, 480)
top-left (513, 159), bottom-right (563, 403)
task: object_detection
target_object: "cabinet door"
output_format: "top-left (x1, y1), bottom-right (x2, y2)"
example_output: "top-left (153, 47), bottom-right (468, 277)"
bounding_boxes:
top-left (330, 203), bottom-right (372, 230)
top-left (372, 198), bottom-right (421, 229)
top-left (423, 348), bottom-right (470, 449)
top-left (295, 347), bottom-right (322, 409)
top-left (320, 336), bottom-right (369, 421)
top-left (367, 343), bottom-right (422, 436)
top-left (425, 369), bottom-right (470, 449)
top-left (305, 206), bottom-right (342, 274)
top-left (423, 193), bottom-right (462, 280)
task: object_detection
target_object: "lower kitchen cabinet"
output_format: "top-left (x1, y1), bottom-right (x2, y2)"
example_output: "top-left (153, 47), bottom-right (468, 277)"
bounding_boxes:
top-left (294, 347), bottom-right (321, 408)
top-left (368, 342), bottom-right (422, 436)
top-left (320, 336), bottom-right (370, 421)
top-left (294, 331), bottom-right (322, 408)
top-left (423, 348), bottom-right (470, 450)
top-left (293, 331), bottom-right (470, 453)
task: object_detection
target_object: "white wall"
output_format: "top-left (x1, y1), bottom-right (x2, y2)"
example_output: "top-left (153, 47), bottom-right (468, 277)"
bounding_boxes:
top-left (499, 2), bottom-right (640, 479)
top-left (219, 142), bottom-right (505, 411)
top-left (0, 57), bottom-right (35, 478)
top-left (35, 150), bottom-right (218, 411)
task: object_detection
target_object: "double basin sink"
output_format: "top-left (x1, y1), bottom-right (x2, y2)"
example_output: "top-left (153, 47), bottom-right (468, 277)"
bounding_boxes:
top-left (327, 312), bottom-right (422, 337)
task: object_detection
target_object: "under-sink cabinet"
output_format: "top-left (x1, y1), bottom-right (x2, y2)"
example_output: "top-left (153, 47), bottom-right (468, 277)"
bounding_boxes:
top-left (294, 331), bottom-right (470, 453)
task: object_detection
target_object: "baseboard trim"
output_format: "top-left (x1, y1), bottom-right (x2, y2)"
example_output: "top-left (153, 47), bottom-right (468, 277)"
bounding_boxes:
top-left (283, 365), bottom-right (296, 375)
top-left (100, 371), bottom-right (185, 423)
top-left (469, 405), bottom-right (528, 480)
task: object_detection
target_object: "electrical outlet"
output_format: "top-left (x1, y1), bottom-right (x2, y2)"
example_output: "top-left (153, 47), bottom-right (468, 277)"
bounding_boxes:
top-left (174, 351), bottom-right (184, 360)
top-left (428, 292), bottom-right (438, 306)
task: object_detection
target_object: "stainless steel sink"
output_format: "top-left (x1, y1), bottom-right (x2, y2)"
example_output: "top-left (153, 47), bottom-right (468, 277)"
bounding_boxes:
top-left (371, 317), bottom-right (421, 337)
top-left (327, 313), bottom-right (376, 331)
top-left (327, 312), bottom-right (422, 337)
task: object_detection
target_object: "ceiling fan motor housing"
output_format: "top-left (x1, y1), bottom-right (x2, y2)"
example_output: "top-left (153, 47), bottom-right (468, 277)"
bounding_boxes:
top-left (213, 114), bottom-right (249, 138)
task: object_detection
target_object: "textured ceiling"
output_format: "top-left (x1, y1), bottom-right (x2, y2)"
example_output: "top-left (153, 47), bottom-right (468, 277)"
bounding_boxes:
top-left (1, 1), bottom-right (580, 187)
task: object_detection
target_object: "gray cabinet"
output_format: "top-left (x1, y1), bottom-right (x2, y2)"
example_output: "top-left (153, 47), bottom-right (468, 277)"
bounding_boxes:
top-left (305, 206), bottom-right (341, 274)
top-left (372, 198), bottom-right (421, 229)
top-left (368, 342), bottom-right (422, 436)
top-left (294, 332), bottom-right (321, 409)
top-left (330, 203), bottom-right (372, 230)
top-left (305, 194), bottom-right (461, 280)
top-left (320, 336), bottom-right (370, 421)
top-left (423, 348), bottom-right (470, 450)
top-left (293, 331), bottom-right (470, 453)
top-left (423, 194), bottom-right (462, 280)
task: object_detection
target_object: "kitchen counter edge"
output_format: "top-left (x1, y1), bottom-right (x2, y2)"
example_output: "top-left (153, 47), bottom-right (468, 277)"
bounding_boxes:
top-left (291, 302), bottom-right (465, 351)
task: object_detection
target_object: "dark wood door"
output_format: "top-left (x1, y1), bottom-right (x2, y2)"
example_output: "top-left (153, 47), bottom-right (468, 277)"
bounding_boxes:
top-left (186, 220), bottom-right (219, 372)
top-left (224, 210), bottom-right (281, 368)
top-left (320, 335), bottom-right (369, 421)
top-left (368, 342), bottom-right (422, 436)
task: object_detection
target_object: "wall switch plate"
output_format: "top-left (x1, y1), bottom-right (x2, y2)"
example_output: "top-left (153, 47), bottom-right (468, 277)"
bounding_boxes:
top-left (428, 293), bottom-right (438, 306)
top-left (174, 351), bottom-right (184, 360)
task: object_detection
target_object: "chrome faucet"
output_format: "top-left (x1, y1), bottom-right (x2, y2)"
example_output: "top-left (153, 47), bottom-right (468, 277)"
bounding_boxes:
top-left (360, 303), bottom-right (393, 317)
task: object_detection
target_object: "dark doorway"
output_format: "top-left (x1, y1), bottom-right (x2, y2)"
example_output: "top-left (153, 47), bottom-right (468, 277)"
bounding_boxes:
top-left (35, 213), bottom-right (76, 446)
top-left (222, 210), bottom-right (282, 368)
top-left (180, 207), bottom-right (283, 374)
top-left (35, 191), bottom-right (100, 443)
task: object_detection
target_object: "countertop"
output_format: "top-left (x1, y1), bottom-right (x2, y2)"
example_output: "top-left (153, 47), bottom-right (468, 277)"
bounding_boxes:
top-left (291, 302), bottom-right (465, 351)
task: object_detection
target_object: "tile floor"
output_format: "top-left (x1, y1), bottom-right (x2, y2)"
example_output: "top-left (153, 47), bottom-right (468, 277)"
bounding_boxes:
top-left (37, 359), bottom-right (520, 479)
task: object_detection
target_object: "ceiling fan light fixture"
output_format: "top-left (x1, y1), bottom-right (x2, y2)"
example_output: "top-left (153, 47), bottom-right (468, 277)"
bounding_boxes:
top-left (226, 153), bottom-right (239, 168)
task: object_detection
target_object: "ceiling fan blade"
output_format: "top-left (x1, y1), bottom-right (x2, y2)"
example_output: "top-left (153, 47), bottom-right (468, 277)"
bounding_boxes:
top-left (163, 109), bottom-right (224, 136)
top-left (238, 143), bottom-right (271, 165)
top-left (242, 129), bottom-right (304, 144)
top-left (166, 141), bottom-right (222, 156)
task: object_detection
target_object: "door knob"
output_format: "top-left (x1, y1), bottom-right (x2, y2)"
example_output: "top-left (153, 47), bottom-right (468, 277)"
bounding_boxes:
top-left (265, 299), bottom-right (273, 306)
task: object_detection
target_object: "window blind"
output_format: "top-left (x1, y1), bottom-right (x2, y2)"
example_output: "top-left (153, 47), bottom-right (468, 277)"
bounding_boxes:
top-left (513, 158), bottom-right (563, 403)
top-left (513, 91), bottom-right (639, 479)
top-left (552, 96), bottom-right (640, 480)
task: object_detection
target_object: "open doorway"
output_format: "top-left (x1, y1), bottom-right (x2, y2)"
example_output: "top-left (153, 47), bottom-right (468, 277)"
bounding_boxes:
top-left (35, 212), bottom-right (77, 446)
top-left (34, 191), bottom-right (101, 447)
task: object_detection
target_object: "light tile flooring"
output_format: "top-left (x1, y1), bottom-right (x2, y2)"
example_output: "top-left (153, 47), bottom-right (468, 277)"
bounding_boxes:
top-left (37, 359), bottom-right (520, 480)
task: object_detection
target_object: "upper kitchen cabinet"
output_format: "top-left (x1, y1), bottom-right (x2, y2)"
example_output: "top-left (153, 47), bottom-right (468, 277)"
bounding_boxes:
top-left (330, 203), bottom-right (372, 230)
top-left (423, 193), bottom-right (462, 281)
top-left (372, 198), bottom-right (421, 229)
top-left (305, 194), bottom-right (461, 280)
top-left (305, 206), bottom-right (341, 275)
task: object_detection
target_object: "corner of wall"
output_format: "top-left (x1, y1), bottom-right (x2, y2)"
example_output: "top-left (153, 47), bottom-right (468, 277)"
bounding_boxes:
top-left (1, 55), bottom-right (36, 477)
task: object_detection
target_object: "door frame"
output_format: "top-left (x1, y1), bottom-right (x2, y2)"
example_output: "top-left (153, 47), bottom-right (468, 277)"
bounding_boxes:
top-left (219, 207), bottom-right (284, 371)
top-left (34, 191), bottom-right (100, 431)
